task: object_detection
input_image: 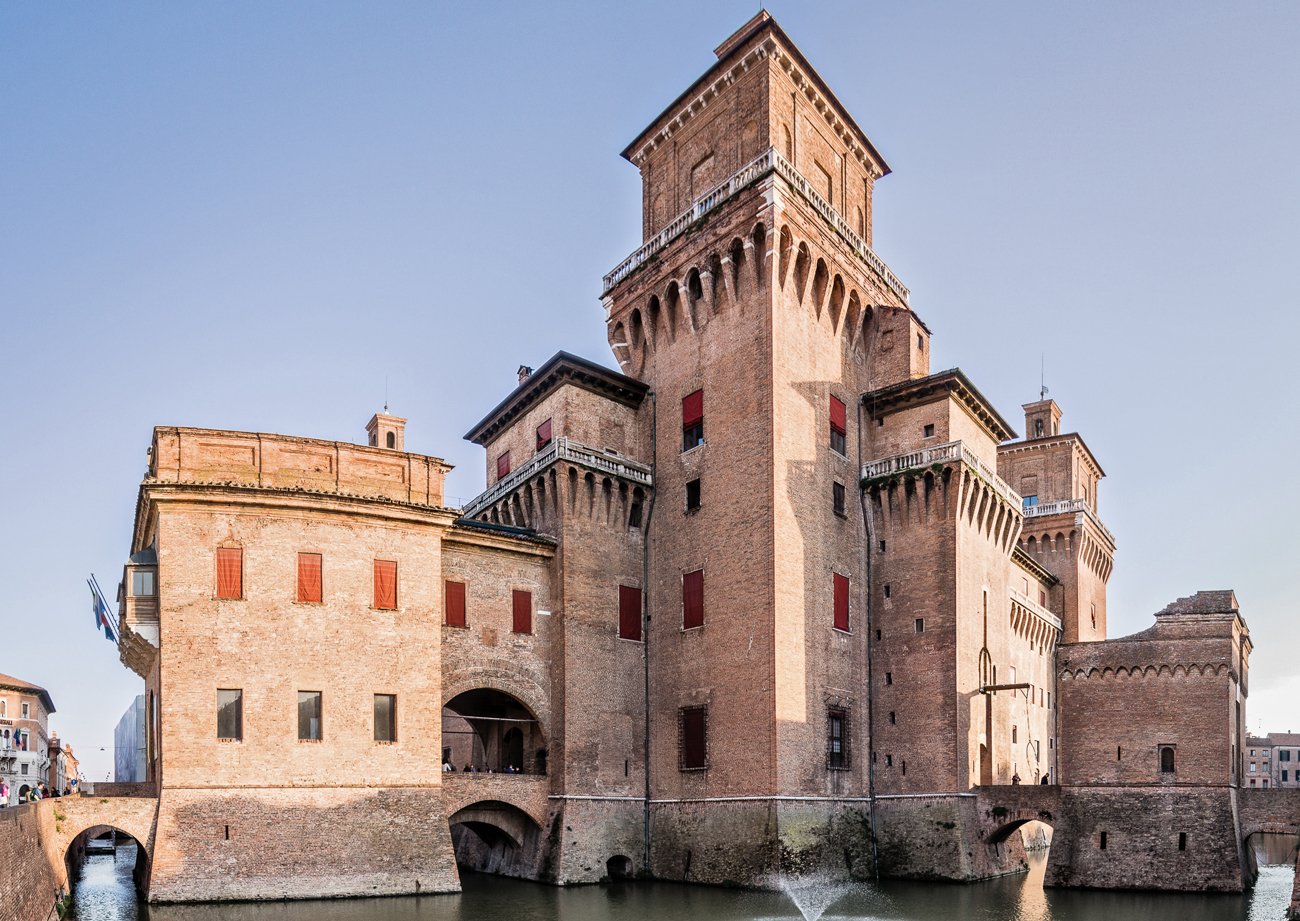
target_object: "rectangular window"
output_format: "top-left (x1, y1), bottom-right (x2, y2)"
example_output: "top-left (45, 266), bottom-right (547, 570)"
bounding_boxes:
top-left (833, 573), bottom-right (850, 632)
top-left (131, 570), bottom-right (156, 597)
top-left (22, 703), bottom-right (31, 720)
top-left (830, 395), bottom-right (847, 455)
top-left (680, 706), bottom-right (707, 770)
top-left (1284, 770), bottom-right (1290, 781)
top-left (1178, 833), bottom-right (1187, 851)
top-left (373, 560), bottom-right (398, 610)
top-left (885, 672), bottom-right (893, 685)
top-left (536, 418), bottom-right (553, 451)
top-left (682, 389), bottom-right (704, 450)
top-left (216, 547), bottom-right (243, 600)
top-left (832, 482), bottom-right (846, 517)
top-left (1023, 494), bottom-right (1039, 508)
top-left (445, 580), bottom-right (467, 628)
top-left (618, 585), bottom-right (642, 641)
top-left (915, 617), bottom-right (925, 633)
top-left (296, 552), bottom-right (323, 603)
top-left (686, 478), bottom-right (701, 511)
top-left (1283, 751), bottom-right (1292, 762)
top-left (884, 583), bottom-right (892, 599)
top-left (217, 689), bottom-right (243, 740)
top-left (297, 691), bottom-right (322, 741)
top-left (1099, 831), bottom-right (1107, 850)
top-left (497, 451), bottom-right (511, 479)
top-left (682, 569), bottom-right (704, 629)
top-left (923, 423), bottom-right (935, 438)
top-left (827, 709), bottom-right (849, 770)
top-left (889, 711), bottom-right (896, 725)
top-left (374, 694), bottom-right (396, 743)
top-left (512, 589), bottom-right (533, 634)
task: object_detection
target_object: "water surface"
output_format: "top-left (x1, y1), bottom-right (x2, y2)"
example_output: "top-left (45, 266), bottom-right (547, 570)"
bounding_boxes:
top-left (72, 845), bottom-right (1295, 921)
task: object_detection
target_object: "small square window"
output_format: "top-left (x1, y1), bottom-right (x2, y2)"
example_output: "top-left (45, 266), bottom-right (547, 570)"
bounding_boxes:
top-left (832, 482), bottom-right (846, 517)
top-left (884, 672), bottom-right (893, 685)
top-left (923, 424), bottom-right (935, 438)
top-left (217, 689), bottom-right (242, 740)
top-left (914, 617), bottom-right (924, 633)
top-left (298, 691), bottom-right (322, 741)
top-left (686, 479), bottom-right (701, 511)
top-left (131, 570), bottom-right (156, 597)
top-left (374, 694), bottom-right (397, 743)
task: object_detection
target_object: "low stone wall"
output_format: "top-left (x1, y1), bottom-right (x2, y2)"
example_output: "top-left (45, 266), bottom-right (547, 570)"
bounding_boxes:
top-left (0, 803), bottom-right (60, 921)
top-left (1045, 786), bottom-right (1245, 892)
top-left (149, 785), bottom-right (458, 902)
top-left (874, 793), bottom-right (1026, 881)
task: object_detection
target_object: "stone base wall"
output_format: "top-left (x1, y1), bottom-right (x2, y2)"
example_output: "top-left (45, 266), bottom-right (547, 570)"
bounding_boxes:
top-left (649, 800), bottom-right (883, 887)
top-left (545, 799), bottom-right (645, 884)
top-left (0, 803), bottom-right (60, 921)
top-left (149, 786), bottom-right (458, 902)
top-left (875, 794), bottom-right (1026, 881)
top-left (1045, 787), bottom-right (1246, 892)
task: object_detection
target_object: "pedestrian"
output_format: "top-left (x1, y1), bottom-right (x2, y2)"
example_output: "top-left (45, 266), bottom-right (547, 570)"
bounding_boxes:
top-left (1011, 772), bottom-right (1021, 786)
top-left (0, 779), bottom-right (8, 807)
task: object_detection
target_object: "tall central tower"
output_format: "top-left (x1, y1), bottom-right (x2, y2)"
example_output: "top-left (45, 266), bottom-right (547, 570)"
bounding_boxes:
top-left (602, 12), bottom-right (928, 882)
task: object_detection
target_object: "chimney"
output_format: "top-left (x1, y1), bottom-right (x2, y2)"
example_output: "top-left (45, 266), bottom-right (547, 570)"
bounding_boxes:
top-left (517, 365), bottom-right (534, 384)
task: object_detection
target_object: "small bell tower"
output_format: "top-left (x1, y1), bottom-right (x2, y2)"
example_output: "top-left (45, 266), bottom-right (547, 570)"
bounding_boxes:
top-left (366, 411), bottom-right (406, 451)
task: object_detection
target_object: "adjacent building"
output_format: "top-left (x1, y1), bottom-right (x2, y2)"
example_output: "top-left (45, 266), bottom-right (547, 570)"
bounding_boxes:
top-left (0, 673), bottom-right (55, 803)
top-left (1247, 732), bottom-right (1300, 789)
top-left (114, 695), bottom-right (147, 783)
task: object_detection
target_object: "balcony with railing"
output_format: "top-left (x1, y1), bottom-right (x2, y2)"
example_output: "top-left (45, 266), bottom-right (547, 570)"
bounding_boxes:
top-left (1022, 497), bottom-right (1115, 546)
top-left (461, 437), bottom-right (652, 519)
top-left (861, 440), bottom-right (1021, 509)
top-left (602, 147), bottom-right (909, 305)
top-left (1010, 587), bottom-right (1063, 633)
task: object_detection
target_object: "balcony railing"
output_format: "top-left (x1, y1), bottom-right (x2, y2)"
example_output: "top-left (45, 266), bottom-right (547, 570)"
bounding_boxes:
top-left (1022, 497), bottom-right (1115, 545)
top-left (461, 437), bottom-right (652, 519)
top-left (861, 440), bottom-right (1021, 509)
top-left (1010, 587), bottom-right (1063, 632)
top-left (602, 147), bottom-right (910, 305)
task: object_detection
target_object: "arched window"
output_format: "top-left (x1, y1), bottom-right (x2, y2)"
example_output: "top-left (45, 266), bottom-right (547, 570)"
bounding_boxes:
top-left (1160, 746), bottom-right (1175, 773)
top-left (386, 431), bottom-right (395, 449)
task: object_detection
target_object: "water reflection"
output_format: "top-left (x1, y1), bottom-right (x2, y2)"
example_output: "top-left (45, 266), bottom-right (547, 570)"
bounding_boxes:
top-left (66, 845), bottom-right (1292, 921)
top-left (69, 842), bottom-right (139, 921)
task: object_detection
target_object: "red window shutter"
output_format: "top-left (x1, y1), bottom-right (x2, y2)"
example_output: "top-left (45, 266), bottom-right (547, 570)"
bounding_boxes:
top-left (619, 585), bottom-right (642, 641)
top-left (536, 419), bottom-right (553, 451)
top-left (512, 589), bottom-right (532, 634)
top-left (682, 389), bottom-right (703, 428)
top-left (833, 572), bottom-right (850, 631)
top-left (297, 553), bottom-right (322, 603)
top-left (216, 548), bottom-right (242, 600)
top-left (374, 560), bottom-right (397, 610)
top-left (682, 708), bottom-right (706, 769)
top-left (497, 451), bottom-right (511, 479)
top-left (445, 580), bottom-right (466, 627)
top-left (682, 570), bottom-right (704, 629)
top-left (830, 395), bottom-right (847, 435)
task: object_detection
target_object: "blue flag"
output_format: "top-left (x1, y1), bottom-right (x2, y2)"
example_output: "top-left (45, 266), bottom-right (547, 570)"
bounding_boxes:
top-left (89, 577), bottom-right (117, 642)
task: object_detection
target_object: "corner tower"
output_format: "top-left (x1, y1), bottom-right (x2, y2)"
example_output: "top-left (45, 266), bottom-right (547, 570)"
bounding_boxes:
top-left (602, 12), bottom-right (927, 883)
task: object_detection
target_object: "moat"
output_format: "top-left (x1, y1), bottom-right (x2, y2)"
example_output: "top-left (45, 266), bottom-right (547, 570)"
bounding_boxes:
top-left (70, 841), bottom-right (1297, 921)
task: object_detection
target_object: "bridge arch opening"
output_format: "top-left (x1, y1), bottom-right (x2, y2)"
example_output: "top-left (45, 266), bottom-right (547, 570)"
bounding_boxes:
top-left (66, 825), bottom-right (150, 897)
top-left (443, 688), bottom-right (545, 774)
top-left (606, 854), bottom-right (635, 881)
top-left (449, 800), bottom-right (541, 879)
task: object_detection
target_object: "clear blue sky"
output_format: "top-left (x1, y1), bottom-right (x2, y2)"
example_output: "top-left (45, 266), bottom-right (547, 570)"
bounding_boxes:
top-left (2, 2), bottom-right (1297, 781)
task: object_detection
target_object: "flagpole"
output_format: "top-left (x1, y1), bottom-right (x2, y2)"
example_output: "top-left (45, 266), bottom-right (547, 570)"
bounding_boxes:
top-left (90, 574), bottom-right (120, 636)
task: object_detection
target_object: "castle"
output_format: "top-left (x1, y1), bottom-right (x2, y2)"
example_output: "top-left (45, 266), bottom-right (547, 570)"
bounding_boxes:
top-left (107, 13), bottom-right (1283, 902)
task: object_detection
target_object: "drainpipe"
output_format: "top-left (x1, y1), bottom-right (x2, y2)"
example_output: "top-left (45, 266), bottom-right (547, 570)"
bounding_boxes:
top-left (857, 395), bottom-right (880, 880)
top-left (641, 392), bottom-right (657, 877)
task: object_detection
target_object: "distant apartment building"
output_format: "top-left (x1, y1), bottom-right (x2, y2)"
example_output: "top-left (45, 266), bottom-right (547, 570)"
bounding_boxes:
top-left (1246, 736), bottom-right (1271, 787)
top-left (114, 694), bottom-right (147, 783)
top-left (1267, 732), bottom-right (1300, 788)
top-left (0, 672), bottom-right (55, 802)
